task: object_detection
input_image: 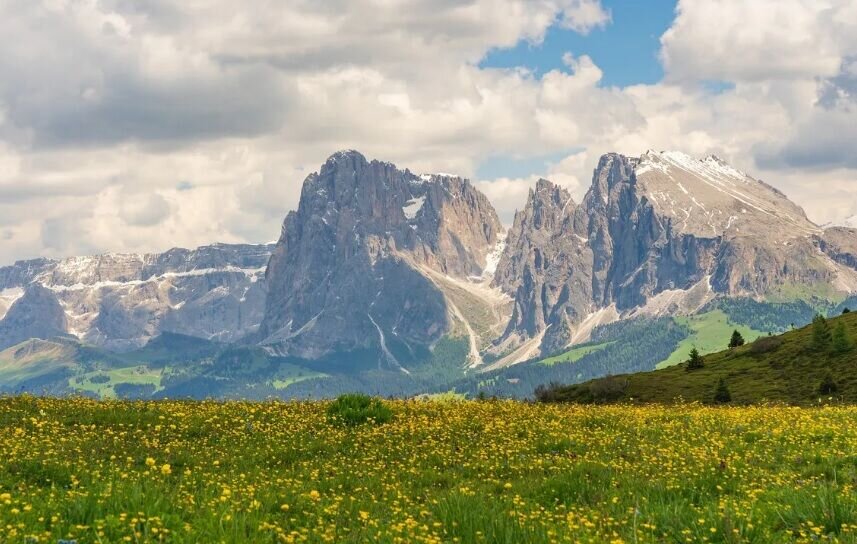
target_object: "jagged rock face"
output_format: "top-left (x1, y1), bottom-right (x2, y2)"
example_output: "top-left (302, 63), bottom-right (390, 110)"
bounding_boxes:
top-left (817, 227), bottom-right (857, 291)
top-left (496, 151), bottom-right (857, 357)
top-left (578, 153), bottom-right (722, 309)
top-left (260, 150), bottom-right (503, 362)
top-left (493, 180), bottom-right (593, 354)
top-left (819, 227), bottom-right (857, 269)
top-left (0, 243), bottom-right (273, 351)
top-left (0, 284), bottom-right (68, 350)
top-left (579, 152), bottom-right (847, 305)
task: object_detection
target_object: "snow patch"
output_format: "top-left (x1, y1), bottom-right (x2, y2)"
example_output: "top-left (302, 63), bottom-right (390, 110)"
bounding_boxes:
top-left (481, 233), bottom-right (507, 280)
top-left (43, 266), bottom-right (266, 292)
top-left (403, 196), bottom-right (426, 219)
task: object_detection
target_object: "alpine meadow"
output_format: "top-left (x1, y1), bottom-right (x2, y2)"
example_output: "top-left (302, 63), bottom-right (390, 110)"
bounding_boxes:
top-left (3, 0), bottom-right (857, 542)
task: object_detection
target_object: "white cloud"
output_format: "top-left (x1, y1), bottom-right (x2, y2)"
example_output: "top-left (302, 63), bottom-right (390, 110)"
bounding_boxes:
top-left (1, 0), bottom-right (857, 264)
top-left (557, 0), bottom-right (612, 35)
top-left (660, 0), bottom-right (854, 83)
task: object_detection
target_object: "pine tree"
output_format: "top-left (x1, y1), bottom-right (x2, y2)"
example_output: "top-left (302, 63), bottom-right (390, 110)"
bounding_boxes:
top-left (714, 378), bottom-right (732, 404)
top-left (818, 372), bottom-right (838, 395)
top-left (728, 330), bottom-right (745, 349)
top-left (831, 321), bottom-right (853, 354)
top-left (811, 314), bottom-right (832, 352)
top-left (686, 347), bottom-right (704, 371)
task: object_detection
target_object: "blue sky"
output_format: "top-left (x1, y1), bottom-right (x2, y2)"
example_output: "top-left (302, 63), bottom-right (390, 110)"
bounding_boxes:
top-left (480, 0), bottom-right (678, 88)
top-left (475, 1), bottom-right (677, 183)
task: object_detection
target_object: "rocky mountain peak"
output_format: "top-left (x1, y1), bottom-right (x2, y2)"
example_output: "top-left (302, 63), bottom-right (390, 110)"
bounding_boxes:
top-left (261, 151), bottom-right (503, 362)
top-left (489, 149), bottom-right (857, 362)
top-left (630, 150), bottom-right (819, 239)
top-left (491, 177), bottom-right (593, 357)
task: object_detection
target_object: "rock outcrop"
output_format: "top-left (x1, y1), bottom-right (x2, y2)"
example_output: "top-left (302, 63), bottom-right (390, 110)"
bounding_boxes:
top-left (260, 150), bottom-right (504, 364)
top-left (492, 179), bottom-right (593, 355)
top-left (493, 151), bottom-right (857, 358)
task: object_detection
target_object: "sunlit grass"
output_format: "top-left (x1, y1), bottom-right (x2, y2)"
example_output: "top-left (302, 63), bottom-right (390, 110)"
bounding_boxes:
top-left (1, 397), bottom-right (856, 543)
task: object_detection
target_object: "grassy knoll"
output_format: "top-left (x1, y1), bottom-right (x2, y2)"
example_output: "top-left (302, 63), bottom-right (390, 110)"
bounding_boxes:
top-left (1, 397), bottom-right (857, 543)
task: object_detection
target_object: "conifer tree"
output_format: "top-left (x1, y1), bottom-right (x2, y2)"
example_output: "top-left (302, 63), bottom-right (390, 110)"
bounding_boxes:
top-left (811, 314), bottom-right (832, 352)
top-left (686, 347), bottom-right (704, 371)
top-left (728, 330), bottom-right (745, 349)
top-left (831, 321), bottom-right (852, 354)
top-left (714, 378), bottom-right (732, 404)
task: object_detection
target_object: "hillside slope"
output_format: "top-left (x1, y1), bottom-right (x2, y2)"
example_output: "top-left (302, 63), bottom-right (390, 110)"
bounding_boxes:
top-left (539, 312), bottom-right (857, 405)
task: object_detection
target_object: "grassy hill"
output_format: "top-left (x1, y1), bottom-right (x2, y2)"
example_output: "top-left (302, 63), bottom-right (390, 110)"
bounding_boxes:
top-left (656, 309), bottom-right (763, 368)
top-left (538, 311), bottom-right (857, 405)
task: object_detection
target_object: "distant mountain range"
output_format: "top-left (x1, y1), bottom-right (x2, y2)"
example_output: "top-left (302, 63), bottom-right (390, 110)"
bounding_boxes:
top-left (1, 150), bottom-right (856, 398)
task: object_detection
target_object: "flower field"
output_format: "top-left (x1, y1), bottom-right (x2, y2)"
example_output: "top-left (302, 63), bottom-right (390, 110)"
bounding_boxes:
top-left (1, 397), bottom-right (856, 543)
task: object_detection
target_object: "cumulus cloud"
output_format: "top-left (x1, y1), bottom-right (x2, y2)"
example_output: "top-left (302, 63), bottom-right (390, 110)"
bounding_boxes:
top-left (119, 191), bottom-right (171, 227)
top-left (660, 0), bottom-right (854, 83)
top-left (1, 0), bottom-right (857, 263)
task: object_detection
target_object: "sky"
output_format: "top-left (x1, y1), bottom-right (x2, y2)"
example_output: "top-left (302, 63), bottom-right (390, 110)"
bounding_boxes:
top-left (1, 0), bottom-right (857, 263)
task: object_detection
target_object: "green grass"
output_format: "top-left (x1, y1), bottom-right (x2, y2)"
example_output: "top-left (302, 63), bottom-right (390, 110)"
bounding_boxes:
top-left (544, 311), bottom-right (857, 405)
top-left (657, 310), bottom-right (763, 369)
top-left (269, 372), bottom-right (327, 390)
top-left (1, 397), bottom-right (856, 543)
top-left (69, 366), bottom-right (164, 398)
top-left (539, 342), bottom-right (611, 366)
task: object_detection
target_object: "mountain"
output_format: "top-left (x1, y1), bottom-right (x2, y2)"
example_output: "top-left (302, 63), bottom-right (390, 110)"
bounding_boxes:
top-left (260, 150), bottom-right (506, 366)
top-left (0, 243), bottom-right (274, 351)
top-left (2, 148), bottom-right (856, 399)
top-left (493, 151), bottom-right (857, 362)
top-left (0, 285), bottom-right (70, 352)
top-left (535, 311), bottom-right (857, 405)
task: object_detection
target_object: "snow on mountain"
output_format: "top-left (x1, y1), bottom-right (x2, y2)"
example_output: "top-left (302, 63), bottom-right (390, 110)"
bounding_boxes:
top-left (634, 150), bottom-right (820, 239)
top-left (0, 243), bottom-right (274, 351)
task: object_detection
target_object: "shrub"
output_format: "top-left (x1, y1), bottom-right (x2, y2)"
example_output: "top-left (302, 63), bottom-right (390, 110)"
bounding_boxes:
top-left (326, 394), bottom-right (392, 427)
top-left (749, 336), bottom-right (782, 355)
top-left (534, 382), bottom-right (565, 403)
top-left (588, 375), bottom-right (629, 403)
top-left (818, 373), bottom-right (838, 395)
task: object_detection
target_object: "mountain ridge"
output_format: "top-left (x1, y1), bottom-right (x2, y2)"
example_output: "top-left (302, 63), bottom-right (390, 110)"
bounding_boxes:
top-left (1, 149), bottom-right (856, 398)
